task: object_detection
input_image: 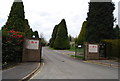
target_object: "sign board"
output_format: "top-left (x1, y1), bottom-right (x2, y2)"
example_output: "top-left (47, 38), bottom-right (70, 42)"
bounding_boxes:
top-left (88, 44), bottom-right (98, 53)
top-left (26, 39), bottom-right (39, 50)
top-left (78, 45), bottom-right (82, 48)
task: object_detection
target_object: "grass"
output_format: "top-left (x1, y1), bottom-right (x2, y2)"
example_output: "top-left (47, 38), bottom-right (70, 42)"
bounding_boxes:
top-left (49, 46), bottom-right (84, 53)
top-left (68, 46), bottom-right (84, 53)
top-left (70, 55), bottom-right (84, 60)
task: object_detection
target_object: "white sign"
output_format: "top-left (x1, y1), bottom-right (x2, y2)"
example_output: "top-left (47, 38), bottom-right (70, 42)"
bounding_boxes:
top-left (26, 40), bottom-right (39, 50)
top-left (89, 44), bottom-right (98, 53)
top-left (78, 45), bottom-right (82, 48)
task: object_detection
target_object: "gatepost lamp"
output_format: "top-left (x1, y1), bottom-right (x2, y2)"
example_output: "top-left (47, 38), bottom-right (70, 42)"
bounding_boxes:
top-left (32, 35), bottom-right (35, 38)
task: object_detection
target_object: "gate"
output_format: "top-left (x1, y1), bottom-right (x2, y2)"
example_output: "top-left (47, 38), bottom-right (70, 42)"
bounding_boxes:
top-left (22, 38), bottom-right (42, 62)
top-left (74, 44), bottom-right (84, 60)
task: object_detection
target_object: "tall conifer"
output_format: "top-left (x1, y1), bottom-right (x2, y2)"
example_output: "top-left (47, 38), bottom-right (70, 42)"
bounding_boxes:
top-left (2, 0), bottom-right (33, 38)
top-left (77, 21), bottom-right (87, 45)
top-left (86, 2), bottom-right (115, 42)
top-left (53, 19), bottom-right (70, 49)
top-left (50, 25), bottom-right (59, 47)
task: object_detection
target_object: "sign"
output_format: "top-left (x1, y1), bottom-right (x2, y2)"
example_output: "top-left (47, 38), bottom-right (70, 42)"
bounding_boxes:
top-left (26, 39), bottom-right (39, 50)
top-left (78, 45), bottom-right (82, 48)
top-left (88, 44), bottom-right (98, 53)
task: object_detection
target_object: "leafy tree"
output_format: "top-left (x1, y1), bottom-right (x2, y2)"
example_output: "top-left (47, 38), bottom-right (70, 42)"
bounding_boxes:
top-left (86, 2), bottom-right (115, 43)
top-left (77, 21), bottom-right (87, 45)
top-left (50, 25), bottom-right (58, 47)
top-left (53, 19), bottom-right (70, 49)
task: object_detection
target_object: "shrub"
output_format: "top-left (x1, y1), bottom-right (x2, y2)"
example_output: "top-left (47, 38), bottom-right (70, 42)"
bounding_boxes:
top-left (2, 30), bottom-right (24, 64)
top-left (101, 39), bottom-right (120, 58)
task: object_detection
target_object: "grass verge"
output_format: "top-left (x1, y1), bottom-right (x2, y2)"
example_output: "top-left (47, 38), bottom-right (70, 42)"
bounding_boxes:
top-left (70, 55), bottom-right (84, 60)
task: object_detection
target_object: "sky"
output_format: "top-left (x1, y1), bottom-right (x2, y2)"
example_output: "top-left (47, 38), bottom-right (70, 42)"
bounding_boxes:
top-left (0, 0), bottom-right (119, 41)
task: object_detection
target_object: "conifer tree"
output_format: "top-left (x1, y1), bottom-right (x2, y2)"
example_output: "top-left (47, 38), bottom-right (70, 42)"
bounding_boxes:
top-left (33, 31), bottom-right (39, 38)
top-left (86, 2), bottom-right (115, 42)
top-left (53, 19), bottom-right (70, 49)
top-left (113, 25), bottom-right (120, 39)
top-left (77, 21), bottom-right (87, 45)
top-left (2, 0), bottom-right (33, 38)
top-left (50, 25), bottom-right (58, 47)
top-left (3, 0), bottom-right (25, 32)
top-left (24, 19), bottom-right (33, 38)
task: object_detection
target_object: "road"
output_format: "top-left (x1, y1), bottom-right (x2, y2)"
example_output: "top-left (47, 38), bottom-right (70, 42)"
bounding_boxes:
top-left (30, 47), bottom-right (118, 79)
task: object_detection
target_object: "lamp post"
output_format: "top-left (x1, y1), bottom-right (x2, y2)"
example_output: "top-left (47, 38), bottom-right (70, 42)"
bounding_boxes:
top-left (32, 35), bottom-right (35, 38)
top-left (75, 42), bottom-right (77, 58)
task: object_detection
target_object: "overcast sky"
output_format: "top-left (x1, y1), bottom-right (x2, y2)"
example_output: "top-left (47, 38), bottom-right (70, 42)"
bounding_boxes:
top-left (0, 0), bottom-right (119, 41)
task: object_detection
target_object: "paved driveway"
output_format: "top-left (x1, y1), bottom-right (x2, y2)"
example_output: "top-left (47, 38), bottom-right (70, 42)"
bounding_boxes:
top-left (30, 47), bottom-right (118, 79)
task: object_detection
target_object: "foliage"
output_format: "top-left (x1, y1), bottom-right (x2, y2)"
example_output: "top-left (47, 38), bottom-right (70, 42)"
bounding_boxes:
top-left (113, 25), bottom-right (120, 39)
top-left (2, 1), bottom-right (25, 32)
top-left (68, 35), bottom-right (72, 42)
top-left (41, 38), bottom-right (47, 46)
top-left (2, 1), bottom-right (33, 38)
top-left (86, 2), bottom-right (115, 43)
top-left (2, 30), bottom-right (24, 64)
top-left (53, 19), bottom-right (70, 49)
top-left (24, 19), bottom-right (33, 38)
top-left (33, 31), bottom-right (39, 38)
top-left (77, 21), bottom-right (87, 45)
top-left (50, 25), bottom-right (58, 47)
top-left (101, 39), bottom-right (120, 58)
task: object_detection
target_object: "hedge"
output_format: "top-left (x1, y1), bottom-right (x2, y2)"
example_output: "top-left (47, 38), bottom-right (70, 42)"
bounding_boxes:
top-left (101, 39), bottom-right (120, 58)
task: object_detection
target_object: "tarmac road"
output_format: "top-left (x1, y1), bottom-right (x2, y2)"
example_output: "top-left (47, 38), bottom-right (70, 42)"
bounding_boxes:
top-left (30, 47), bottom-right (118, 79)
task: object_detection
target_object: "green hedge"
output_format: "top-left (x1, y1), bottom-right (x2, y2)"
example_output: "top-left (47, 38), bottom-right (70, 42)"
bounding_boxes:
top-left (101, 39), bottom-right (120, 58)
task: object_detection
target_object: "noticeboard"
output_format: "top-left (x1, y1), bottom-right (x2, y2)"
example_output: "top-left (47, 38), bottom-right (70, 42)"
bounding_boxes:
top-left (26, 39), bottom-right (39, 50)
top-left (88, 44), bottom-right (98, 53)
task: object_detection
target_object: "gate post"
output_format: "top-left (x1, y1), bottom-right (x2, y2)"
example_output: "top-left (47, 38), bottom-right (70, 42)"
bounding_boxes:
top-left (84, 42), bottom-right (100, 60)
top-left (22, 38), bottom-right (42, 62)
top-left (84, 42), bottom-right (89, 60)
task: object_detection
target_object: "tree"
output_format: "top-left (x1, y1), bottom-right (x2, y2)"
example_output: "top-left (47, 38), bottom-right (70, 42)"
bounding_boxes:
top-left (33, 31), bottom-right (39, 38)
top-left (3, 0), bottom-right (25, 32)
top-left (40, 33), bottom-right (47, 46)
top-left (77, 21), bottom-right (87, 45)
top-left (113, 25), bottom-right (120, 39)
top-left (86, 2), bottom-right (115, 43)
top-left (50, 25), bottom-right (59, 47)
top-left (53, 19), bottom-right (70, 49)
top-left (2, 0), bottom-right (34, 38)
top-left (68, 35), bottom-right (72, 42)
top-left (24, 19), bottom-right (33, 38)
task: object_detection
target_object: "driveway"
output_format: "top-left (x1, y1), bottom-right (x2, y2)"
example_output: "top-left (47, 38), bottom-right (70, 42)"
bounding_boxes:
top-left (30, 47), bottom-right (118, 79)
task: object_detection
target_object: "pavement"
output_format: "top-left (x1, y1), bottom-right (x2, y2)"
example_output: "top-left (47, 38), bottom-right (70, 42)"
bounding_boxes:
top-left (2, 62), bottom-right (40, 81)
top-left (83, 60), bottom-right (120, 68)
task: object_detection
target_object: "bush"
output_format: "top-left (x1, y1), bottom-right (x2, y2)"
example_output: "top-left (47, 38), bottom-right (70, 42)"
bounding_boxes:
top-left (101, 39), bottom-right (120, 58)
top-left (2, 30), bottom-right (24, 64)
